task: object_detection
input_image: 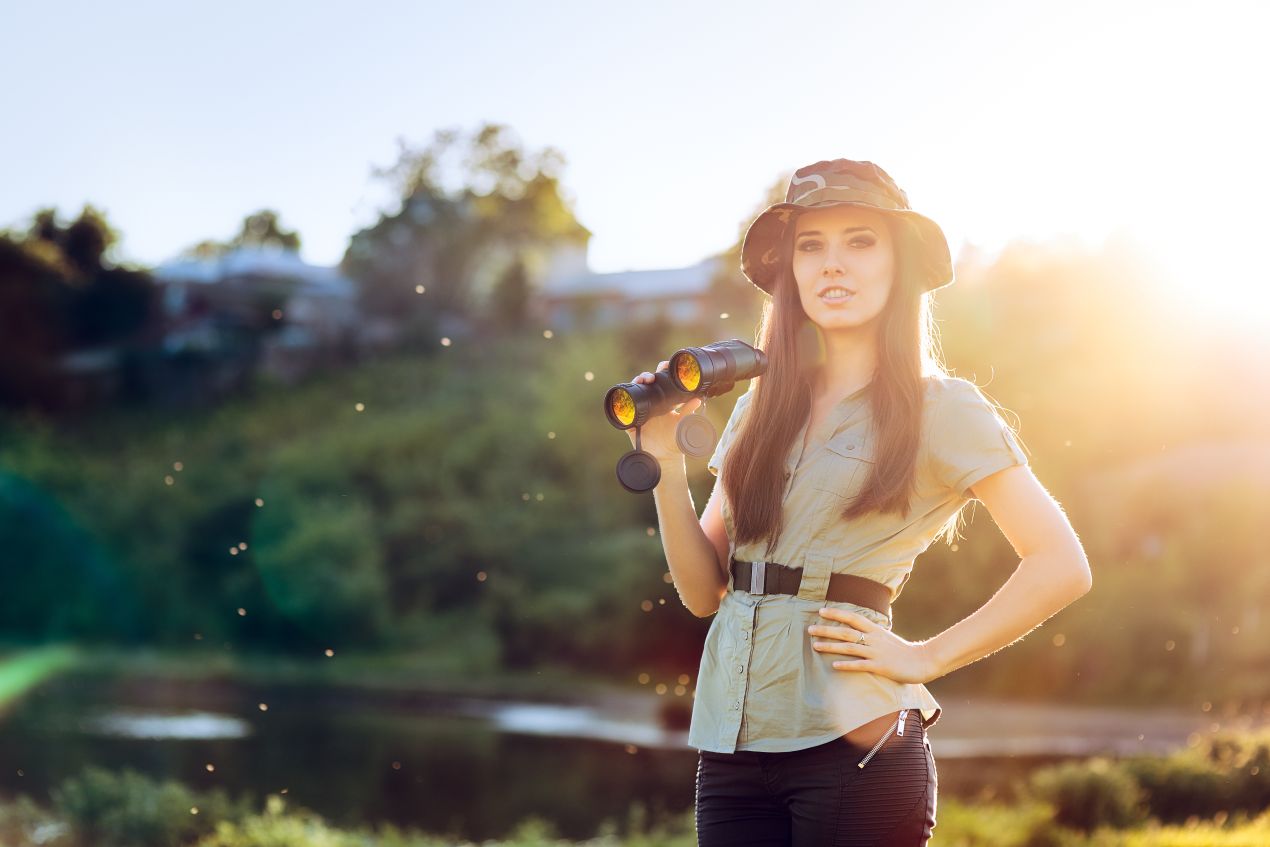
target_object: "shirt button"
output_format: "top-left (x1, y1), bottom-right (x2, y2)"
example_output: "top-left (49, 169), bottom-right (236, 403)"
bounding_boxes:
top-left (735, 664), bottom-right (744, 674)
top-left (846, 443), bottom-right (857, 451)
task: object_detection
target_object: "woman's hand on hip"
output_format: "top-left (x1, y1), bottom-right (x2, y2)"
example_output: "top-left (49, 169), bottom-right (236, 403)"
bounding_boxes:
top-left (808, 607), bottom-right (938, 685)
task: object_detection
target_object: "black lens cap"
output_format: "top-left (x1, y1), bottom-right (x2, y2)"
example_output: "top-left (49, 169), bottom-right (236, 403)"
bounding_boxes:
top-left (675, 414), bottom-right (717, 458)
top-left (616, 449), bottom-right (662, 493)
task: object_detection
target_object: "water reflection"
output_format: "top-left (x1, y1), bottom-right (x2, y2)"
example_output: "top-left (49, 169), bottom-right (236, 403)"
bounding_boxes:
top-left (0, 672), bottom-right (1220, 841)
top-left (80, 709), bottom-right (252, 740)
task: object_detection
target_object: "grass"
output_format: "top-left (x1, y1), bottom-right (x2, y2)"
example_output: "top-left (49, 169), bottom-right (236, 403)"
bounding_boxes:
top-left (0, 644), bottom-right (79, 713)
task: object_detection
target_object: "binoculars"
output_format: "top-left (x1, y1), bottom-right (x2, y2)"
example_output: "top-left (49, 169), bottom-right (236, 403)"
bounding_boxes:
top-left (603, 339), bottom-right (768, 492)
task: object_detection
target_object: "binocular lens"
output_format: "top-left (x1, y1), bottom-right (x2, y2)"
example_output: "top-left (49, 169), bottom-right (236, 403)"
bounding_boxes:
top-left (673, 353), bottom-right (702, 392)
top-left (669, 339), bottom-right (767, 396)
top-left (609, 387), bottom-right (636, 427)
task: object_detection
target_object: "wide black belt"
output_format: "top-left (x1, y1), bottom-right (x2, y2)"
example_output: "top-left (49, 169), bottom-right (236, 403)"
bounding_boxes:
top-left (730, 558), bottom-right (891, 616)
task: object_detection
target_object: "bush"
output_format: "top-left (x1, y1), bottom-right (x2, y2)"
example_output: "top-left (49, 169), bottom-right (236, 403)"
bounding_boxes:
top-left (52, 766), bottom-right (251, 847)
top-left (1026, 757), bottom-right (1147, 832)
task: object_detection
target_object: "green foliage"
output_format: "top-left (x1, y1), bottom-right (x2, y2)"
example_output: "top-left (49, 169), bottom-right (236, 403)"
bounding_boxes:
top-left (1125, 728), bottom-right (1270, 823)
top-left (1026, 757), bottom-right (1148, 832)
top-left (52, 766), bottom-right (252, 847)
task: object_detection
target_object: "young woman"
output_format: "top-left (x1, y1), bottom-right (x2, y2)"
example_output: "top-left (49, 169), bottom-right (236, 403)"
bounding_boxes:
top-left (627, 158), bottom-right (1092, 846)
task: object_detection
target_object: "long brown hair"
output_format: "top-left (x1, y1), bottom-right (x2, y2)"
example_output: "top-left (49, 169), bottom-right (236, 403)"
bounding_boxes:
top-left (721, 215), bottom-right (946, 552)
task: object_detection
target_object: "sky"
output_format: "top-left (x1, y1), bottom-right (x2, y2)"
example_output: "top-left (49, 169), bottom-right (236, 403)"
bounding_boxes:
top-left (3, 0), bottom-right (1268, 319)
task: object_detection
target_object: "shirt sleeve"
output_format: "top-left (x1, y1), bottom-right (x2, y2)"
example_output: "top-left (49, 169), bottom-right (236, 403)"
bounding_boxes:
top-left (707, 388), bottom-right (754, 477)
top-left (928, 378), bottom-right (1028, 500)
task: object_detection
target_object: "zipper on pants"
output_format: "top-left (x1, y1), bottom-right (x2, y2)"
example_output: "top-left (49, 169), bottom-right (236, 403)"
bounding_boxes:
top-left (857, 709), bottom-right (908, 769)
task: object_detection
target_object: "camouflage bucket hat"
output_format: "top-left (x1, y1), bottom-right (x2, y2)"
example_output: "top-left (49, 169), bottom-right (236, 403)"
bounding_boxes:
top-left (740, 158), bottom-right (954, 296)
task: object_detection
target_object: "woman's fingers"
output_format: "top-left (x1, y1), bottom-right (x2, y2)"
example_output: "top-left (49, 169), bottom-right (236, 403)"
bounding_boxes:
top-left (812, 640), bottom-right (869, 657)
top-left (817, 607), bottom-right (882, 631)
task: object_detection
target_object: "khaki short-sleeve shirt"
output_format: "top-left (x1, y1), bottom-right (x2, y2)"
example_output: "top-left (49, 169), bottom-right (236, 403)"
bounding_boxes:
top-left (690, 373), bottom-right (1028, 753)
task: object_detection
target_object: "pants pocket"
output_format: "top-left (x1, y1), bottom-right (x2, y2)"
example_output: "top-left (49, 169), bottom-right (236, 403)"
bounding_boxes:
top-left (833, 713), bottom-right (935, 846)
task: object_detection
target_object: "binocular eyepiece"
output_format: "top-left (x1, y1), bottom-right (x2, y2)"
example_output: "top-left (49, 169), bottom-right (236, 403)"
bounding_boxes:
top-left (604, 339), bottom-right (767, 492)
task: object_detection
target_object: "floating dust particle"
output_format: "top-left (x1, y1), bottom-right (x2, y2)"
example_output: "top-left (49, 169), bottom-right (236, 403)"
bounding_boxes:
top-left (194, 633), bottom-right (203, 640)
top-left (584, 371), bottom-right (594, 381)
top-left (272, 309), bottom-right (283, 320)
top-left (258, 703), bottom-right (268, 711)
top-left (1052, 633), bottom-right (1066, 647)
top-left (638, 673), bottom-right (650, 685)
top-left (229, 548), bottom-right (239, 556)
top-left (16, 769), bottom-right (23, 777)
top-left (547, 431), bottom-right (556, 439)
top-left (1165, 640), bottom-right (1176, 651)
top-left (535, 492), bottom-right (544, 501)
top-left (640, 600), bottom-right (653, 612)
top-left (324, 648), bottom-right (335, 657)
top-left (164, 475), bottom-right (175, 486)
top-left (205, 764), bottom-right (215, 772)
top-left (173, 461), bottom-right (184, 471)
top-left (950, 544), bottom-right (959, 552)
top-left (625, 744), bottom-right (638, 754)
top-left (190, 807), bottom-right (199, 815)
top-left (237, 608), bottom-right (246, 616)
top-left (476, 571), bottom-right (487, 582)
top-left (521, 492), bottom-right (530, 501)
top-left (655, 684), bottom-right (667, 695)
top-left (281, 788), bottom-right (289, 794)
top-left (678, 674), bottom-right (690, 684)
top-left (543, 329), bottom-right (554, 339)
top-left (415, 285), bottom-right (425, 294)
top-left (239, 542), bottom-right (247, 550)
top-left (1202, 702), bottom-right (1213, 712)
top-left (646, 527), bottom-right (656, 536)
top-left (675, 685), bottom-right (687, 696)
top-left (658, 599), bottom-right (666, 605)
top-left (662, 573), bottom-right (673, 584)
top-left (355, 402), bottom-right (365, 412)
top-left (255, 498), bottom-right (264, 507)
top-left (720, 312), bottom-right (729, 319)
top-left (391, 761), bottom-right (402, 770)
top-left (440, 337), bottom-right (452, 347)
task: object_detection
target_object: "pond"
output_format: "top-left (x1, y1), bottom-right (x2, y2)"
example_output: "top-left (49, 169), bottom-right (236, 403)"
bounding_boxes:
top-left (0, 672), bottom-right (1217, 841)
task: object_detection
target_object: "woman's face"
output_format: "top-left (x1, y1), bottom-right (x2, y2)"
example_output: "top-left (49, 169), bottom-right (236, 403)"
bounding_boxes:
top-left (791, 205), bottom-right (895, 332)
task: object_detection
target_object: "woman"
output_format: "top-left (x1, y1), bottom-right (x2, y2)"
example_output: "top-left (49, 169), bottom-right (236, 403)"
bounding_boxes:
top-left (627, 158), bottom-right (1092, 846)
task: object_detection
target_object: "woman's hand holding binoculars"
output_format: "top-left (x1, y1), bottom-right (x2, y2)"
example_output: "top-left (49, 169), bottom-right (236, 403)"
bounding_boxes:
top-left (624, 360), bottom-right (703, 464)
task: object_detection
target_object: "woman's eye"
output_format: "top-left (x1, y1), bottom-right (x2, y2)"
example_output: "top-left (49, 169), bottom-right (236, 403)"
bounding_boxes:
top-left (797, 241), bottom-right (822, 252)
top-left (850, 238), bottom-right (875, 248)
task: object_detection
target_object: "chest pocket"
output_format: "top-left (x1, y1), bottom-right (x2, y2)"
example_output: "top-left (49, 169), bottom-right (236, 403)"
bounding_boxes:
top-left (812, 432), bottom-right (876, 504)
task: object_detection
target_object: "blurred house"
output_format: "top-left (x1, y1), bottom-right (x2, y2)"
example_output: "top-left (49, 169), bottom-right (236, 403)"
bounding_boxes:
top-left (534, 241), bottom-right (722, 330)
top-left (154, 246), bottom-right (361, 384)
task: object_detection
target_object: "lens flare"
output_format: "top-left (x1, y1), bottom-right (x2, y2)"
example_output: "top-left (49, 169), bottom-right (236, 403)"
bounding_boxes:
top-left (610, 388), bottom-right (636, 426)
top-left (674, 353), bottom-right (701, 392)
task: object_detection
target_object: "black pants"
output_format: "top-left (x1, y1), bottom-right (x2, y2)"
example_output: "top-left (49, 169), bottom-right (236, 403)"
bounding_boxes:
top-left (694, 709), bottom-right (936, 846)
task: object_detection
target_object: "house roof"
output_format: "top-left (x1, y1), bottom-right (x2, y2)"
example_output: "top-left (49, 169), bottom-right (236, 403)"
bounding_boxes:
top-left (544, 257), bottom-right (722, 299)
top-left (154, 246), bottom-right (355, 296)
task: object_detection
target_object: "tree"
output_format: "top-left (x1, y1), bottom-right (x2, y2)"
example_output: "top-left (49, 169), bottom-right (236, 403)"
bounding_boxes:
top-left (0, 206), bottom-right (157, 408)
top-left (180, 209), bottom-right (302, 258)
top-left (341, 122), bottom-right (590, 329)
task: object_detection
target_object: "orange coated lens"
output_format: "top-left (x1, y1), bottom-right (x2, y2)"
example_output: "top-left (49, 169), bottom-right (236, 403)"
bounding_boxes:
top-left (610, 388), bottom-right (636, 426)
top-left (675, 353), bottom-right (701, 392)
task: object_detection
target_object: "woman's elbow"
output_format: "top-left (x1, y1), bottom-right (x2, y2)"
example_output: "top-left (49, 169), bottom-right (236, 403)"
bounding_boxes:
top-left (1066, 548), bottom-right (1093, 597)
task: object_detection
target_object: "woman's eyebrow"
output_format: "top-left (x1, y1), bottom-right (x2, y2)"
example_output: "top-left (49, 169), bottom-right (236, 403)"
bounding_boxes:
top-left (795, 226), bottom-right (875, 238)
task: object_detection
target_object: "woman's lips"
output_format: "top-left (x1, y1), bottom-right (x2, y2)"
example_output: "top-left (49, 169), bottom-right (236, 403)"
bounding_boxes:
top-left (818, 285), bottom-right (856, 304)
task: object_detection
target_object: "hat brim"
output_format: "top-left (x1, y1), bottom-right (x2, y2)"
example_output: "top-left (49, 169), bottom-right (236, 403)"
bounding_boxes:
top-left (740, 201), bottom-right (954, 296)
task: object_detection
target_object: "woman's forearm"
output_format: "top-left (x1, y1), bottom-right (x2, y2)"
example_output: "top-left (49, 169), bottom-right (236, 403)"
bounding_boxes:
top-left (920, 548), bottom-right (1092, 681)
top-left (652, 459), bottom-right (729, 618)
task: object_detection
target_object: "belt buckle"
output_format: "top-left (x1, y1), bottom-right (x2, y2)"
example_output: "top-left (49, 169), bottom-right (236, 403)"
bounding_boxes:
top-left (750, 561), bottom-right (766, 594)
